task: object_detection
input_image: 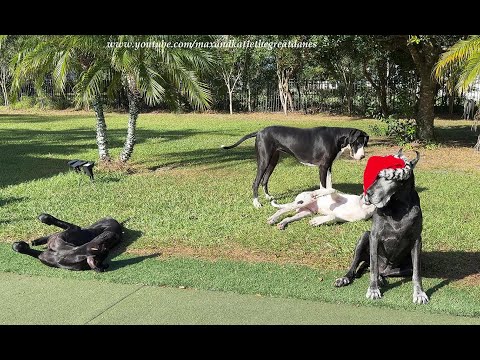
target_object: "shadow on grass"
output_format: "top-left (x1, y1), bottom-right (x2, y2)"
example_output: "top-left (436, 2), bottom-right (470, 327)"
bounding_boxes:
top-left (106, 226), bottom-right (155, 271)
top-left (0, 125), bottom-right (241, 187)
top-left (0, 113), bottom-right (91, 123)
top-left (379, 251), bottom-right (480, 298)
top-left (0, 197), bottom-right (25, 207)
top-left (147, 146), bottom-right (256, 171)
top-left (435, 125), bottom-right (478, 147)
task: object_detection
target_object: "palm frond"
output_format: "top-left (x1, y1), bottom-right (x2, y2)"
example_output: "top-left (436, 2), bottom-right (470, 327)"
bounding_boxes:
top-left (73, 60), bottom-right (109, 106)
top-left (456, 51), bottom-right (480, 93)
top-left (434, 35), bottom-right (480, 79)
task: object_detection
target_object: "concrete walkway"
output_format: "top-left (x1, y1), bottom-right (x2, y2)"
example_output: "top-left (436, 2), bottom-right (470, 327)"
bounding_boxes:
top-left (1, 272), bottom-right (479, 325)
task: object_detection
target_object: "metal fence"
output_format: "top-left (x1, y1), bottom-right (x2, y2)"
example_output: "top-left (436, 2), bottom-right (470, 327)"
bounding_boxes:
top-left (7, 76), bottom-right (480, 116)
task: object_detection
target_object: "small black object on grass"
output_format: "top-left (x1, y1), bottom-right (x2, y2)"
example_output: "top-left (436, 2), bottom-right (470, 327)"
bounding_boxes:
top-left (68, 160), bottom-right (95, 181)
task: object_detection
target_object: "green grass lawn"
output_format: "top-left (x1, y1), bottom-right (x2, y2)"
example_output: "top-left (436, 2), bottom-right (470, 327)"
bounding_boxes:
top-left (1, 108), bottom-right (480, 318)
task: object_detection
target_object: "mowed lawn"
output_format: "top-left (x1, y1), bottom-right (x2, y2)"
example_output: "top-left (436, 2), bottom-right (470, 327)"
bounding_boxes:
top-left (1, 109), bottom-right (480, 317)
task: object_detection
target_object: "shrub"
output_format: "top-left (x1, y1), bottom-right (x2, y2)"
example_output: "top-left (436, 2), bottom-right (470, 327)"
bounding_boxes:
top-left (382, 115), bottom-right (417, 145)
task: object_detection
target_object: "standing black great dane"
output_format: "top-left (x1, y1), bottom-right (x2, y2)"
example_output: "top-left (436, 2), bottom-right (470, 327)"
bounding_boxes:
top-left (12, 213), bottom-right (123, 271)
top-left (334, 150), bottom-right (429, 304)
top-left (221, 126), bottom-right (369, 208)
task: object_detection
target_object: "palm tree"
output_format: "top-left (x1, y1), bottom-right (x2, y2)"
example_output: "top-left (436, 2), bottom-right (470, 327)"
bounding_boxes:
top-left (111, 35), bottom-right (214, 162)
top-left (434, 35), bottom-right (480, 150)
top-left (10, 35), bottom-right (215, 163)
top-left (434, 35), bottom-right (480, 95)
top-left (10, 35), bottom-right (115, 162)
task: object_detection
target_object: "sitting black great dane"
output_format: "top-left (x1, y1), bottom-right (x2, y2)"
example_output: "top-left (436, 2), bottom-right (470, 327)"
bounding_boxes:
top-left (12, 213), bottom-right (123, 271)
top-left (221, 125), bottom-right (369, 208)
top-left (334, 149), bottom-right (429, 304)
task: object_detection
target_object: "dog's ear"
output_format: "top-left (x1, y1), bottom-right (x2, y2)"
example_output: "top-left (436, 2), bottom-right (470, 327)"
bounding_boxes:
top-left (348, 129), bottom-right (360, 144)
top-left (364, 135), bottom-right (369, 146)
top-left (410, 151), bottom-right (420, 168)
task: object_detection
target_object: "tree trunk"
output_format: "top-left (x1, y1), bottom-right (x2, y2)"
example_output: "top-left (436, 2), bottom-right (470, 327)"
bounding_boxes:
top-left (92, 94), bottom-right (111, 162)
top-left (347, 81), bottom-right (354, 116)
top-left (406, 39), bottom-right (442, 141)
top-left (416, 74), bottom-right (436, 140)
top-left (0, 66), bottom-right (9, 107)
top-left (377, 61), bottom-right (389, 117)
top-left (474, 134), bottom-right (480, 152)
top-left (287, 90), bottom-right (294, 111)
top-left (120, 76), bottom-right (140, 163)
top-left (228, 90), bottom-right (233, 115)
top-left (363, 60), bottom-right (389, 117)
top-left (448, 93), bottom-right (454, 115)
top-left (247, 82), bottom-right (252, 112)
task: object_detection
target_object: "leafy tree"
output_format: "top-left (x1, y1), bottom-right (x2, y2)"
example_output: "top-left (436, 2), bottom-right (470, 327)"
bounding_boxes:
top-left (389, 35), bottom-right (460, 141)
top-left (311, 35), bottom-right (362, 115)
top-left (9, 35), bottom-right (115, 161)
top-left (9, 35), bottom-right (214, 163)
top-left (215, 35), bottom-right (248, 114)
top-left (110, 35), bottom-right (213, 162)
top-left (0, 35), bottom-right (22, 106)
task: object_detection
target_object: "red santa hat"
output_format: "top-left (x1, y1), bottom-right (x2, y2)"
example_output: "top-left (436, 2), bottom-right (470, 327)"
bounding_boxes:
top-left (363, 155), bottom-right (406, 194)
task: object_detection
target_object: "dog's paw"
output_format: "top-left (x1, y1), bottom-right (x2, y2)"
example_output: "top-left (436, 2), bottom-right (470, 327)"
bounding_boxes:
top-left (253, 199), bottom-right (262, 208)
top-left (277, 223), bottom-right (286, 230)
top-left (12, 241), bottom-right (29, 253)
top-left (413, 291), bottom-right (429, 305)
top-left (267, 217), bottom-right (277, 225)
top-left (366, 287), bottom-right (382, 300)
top-left (334, 277), bottom-right (350, 287)
top-left (38, 213), bottom-right (54, 225)
top-left (309, 218), bottom-right (321, 227)
top-left (265, 194), bottom-right (274, 201)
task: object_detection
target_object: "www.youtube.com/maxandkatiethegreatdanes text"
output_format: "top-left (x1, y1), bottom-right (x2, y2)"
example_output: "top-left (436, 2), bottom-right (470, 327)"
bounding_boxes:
top-left (106, 39), bottom-right (318, 50)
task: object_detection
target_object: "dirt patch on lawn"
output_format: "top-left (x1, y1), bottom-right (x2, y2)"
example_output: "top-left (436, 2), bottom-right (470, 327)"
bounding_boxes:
top-left (126, 243), bottom-right (344, 270)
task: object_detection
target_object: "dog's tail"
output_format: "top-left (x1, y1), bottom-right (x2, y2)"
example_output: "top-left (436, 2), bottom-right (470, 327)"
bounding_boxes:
top-left (270, 200), bottom-right (285, 209)
top-left (221, 131), bottom-right (257, 150)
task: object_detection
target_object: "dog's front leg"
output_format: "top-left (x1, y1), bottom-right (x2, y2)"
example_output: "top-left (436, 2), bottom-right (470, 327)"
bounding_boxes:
top-left (411, 237), bottom-right (429, 304)
top-left (366, 233), bottom-right (382, 300)
top-left (277, 210), bottom-right (313, 230)
top-left (318, 165), bottom-right (330, 189)
top-left (267, 207), bottom-right (292, 225)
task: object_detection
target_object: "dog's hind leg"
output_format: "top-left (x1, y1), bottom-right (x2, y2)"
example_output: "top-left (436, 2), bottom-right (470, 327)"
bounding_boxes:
top-left (38, 213), bottom-right (81, 231)
top-left (261, 151), bottom-right (280, 201)
top-left (12, 241), bottom-right (44, 258)
top-left (252, 140), bottom-right (275, 208)
top-left (31, 235), bottom-right (50, 246)
top-left (334, 231), bottom-right (370, 287)
top-left (277, 210), bottom-right (313, 230)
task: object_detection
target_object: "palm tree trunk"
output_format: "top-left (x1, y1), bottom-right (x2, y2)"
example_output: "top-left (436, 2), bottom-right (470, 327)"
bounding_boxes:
top-left (92, 94), bottom-right (111, 162)
top-left (120, 79), bottom-right (140, 163)
top-left (0, 66), bottom-right (9, 107)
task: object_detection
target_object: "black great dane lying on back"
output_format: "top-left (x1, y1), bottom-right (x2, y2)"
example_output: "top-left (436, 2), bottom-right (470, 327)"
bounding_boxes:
top-left (12, 213), bottom-right (122, 271)
top-left (221, 126), bottom-right (369, 208)
top-left (334, 150), bottom-right (429, 304)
